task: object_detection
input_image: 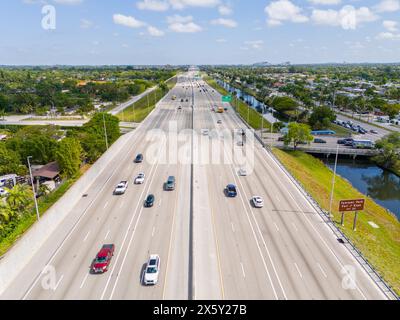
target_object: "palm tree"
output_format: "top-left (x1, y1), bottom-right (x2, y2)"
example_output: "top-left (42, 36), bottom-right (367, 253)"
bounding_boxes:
top-left (5, 184), bottom-right (33, 215)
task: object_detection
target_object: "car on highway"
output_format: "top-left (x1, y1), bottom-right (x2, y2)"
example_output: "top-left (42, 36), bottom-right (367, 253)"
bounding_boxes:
top-left (143, 254), bottom-right (160, 286)
top-left (201, 129), bottom-right (209, 136)
top-left (186, 99), bottom-right (189, 102)
top-left (134, 173), bottom-right (145, 184)
top-left (134, 154), bottom-right (144, 163)
top-left (225, 184), bottom-right (237, 197)
top-left (252, 196), bottom-right (264, 208)
top-left (178, 106), bottom-right (182, 110)
top-left (181, 98), bottom-right (184, 102)
top-left (237, 140), bottom-right (244, 146)
top-left (238, 168), bottom-right (247, 176)
top-left (144, 194), bottom-right (155, 207)
top-left (92, 244), bottom-right (115, 274)
top-left (165, 176), bottom-right (176, 191)
top-left (314, 138), bottom-right (327, 144)
top-left (370, 130), bottom-right (378, 134)
top-left (114, 181), bottom-right (128, 195)
top-left (217, 120), bottom-right (222, 124)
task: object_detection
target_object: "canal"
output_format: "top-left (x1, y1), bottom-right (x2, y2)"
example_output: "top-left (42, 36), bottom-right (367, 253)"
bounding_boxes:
top-left (324, 158), bottom-right (400, 220)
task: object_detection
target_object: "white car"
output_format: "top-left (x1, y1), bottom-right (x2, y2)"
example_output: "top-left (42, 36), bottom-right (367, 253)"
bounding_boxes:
top-left (0, 188), bottom-right (9, 197)
top-left (135, 173), bottom-right (145, 184)
top-left (201, 129), bottom-right (209, 136)
top-left (252, 196), bottom-right (264, 208)
top-left (238, 168), bottom-right (247, 176)
top-left (143, 254), bottom-right (160, 286)
top-left (114, 181), bottom-right (128, 195)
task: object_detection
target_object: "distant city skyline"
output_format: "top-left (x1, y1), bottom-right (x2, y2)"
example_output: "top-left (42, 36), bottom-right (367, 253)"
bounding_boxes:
top-left (1, 0), bottom-right (400, 65)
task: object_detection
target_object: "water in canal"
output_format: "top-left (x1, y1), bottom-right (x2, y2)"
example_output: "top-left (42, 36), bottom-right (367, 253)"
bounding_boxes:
top-left (324, 158), bottom-right (400, 220)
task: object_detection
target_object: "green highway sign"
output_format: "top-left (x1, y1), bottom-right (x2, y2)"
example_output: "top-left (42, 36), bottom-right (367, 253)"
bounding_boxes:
top-left (222, 95), bottom-right (232, 102)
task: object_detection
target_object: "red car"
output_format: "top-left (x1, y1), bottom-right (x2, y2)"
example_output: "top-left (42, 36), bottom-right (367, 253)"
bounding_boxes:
top-left (92, 244), bottom-right (115, 274)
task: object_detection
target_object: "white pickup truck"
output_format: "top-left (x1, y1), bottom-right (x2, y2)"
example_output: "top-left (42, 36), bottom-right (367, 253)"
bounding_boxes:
top-left (114, 181), bottom-right (128, 195)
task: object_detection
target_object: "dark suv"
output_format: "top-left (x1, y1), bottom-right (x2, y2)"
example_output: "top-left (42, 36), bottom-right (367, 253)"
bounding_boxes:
top-left (225, 184), bottom-right (237, 197)
top-left (165, 176), bottom-right (176, 191)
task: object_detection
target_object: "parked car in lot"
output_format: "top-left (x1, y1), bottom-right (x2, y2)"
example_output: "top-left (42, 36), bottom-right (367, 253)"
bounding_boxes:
top-left (314, 138), bottom-right (327, 144)
top-left (144, 194), bottom-right (155, 207)
top-left (114, 181), bottom-right (128, 195)
top-left (134, 173), bottom-right (145, 184)
top-left (252, 196), bottom-right (264, 208)
top-left (225, 184), bottom-right (237, 197)
top-left (134, 154), bottom-right (144, 163)
top-left (143, 254), bottom-right (161, 286)
top-left (92, 244), bottom-right (115, 274)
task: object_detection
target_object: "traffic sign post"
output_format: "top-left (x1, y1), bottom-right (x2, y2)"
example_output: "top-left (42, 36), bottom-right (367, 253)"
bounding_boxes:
top-left (338, 199), bottom-right (365, 231)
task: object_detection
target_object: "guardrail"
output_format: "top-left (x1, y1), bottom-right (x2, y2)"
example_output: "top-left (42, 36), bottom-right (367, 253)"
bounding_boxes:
top-left (278, 146), bottom-right (380, 157)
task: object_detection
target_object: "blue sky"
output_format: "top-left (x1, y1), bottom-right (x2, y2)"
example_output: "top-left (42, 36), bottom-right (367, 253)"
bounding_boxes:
top-left (0, 0), bottom-right (399, 65)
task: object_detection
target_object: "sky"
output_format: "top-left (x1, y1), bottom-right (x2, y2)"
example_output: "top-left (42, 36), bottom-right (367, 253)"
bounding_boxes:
top-left (0, 0), bottom-right (399, 65)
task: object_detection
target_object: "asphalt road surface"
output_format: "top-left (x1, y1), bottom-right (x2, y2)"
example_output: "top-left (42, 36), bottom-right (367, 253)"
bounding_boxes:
top-left (0, 73), bottom-right (387, 300)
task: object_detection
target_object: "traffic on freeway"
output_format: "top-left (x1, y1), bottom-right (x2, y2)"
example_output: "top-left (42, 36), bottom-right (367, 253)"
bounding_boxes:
top-left (0, 72), bottom-right (389, 301)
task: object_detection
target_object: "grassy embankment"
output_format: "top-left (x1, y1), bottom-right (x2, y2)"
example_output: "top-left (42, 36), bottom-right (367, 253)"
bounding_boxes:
top-left (204, 76), bottom-right (274, 131)
top-left (117, 77), bottom-right (177, 123)
top-left (0, 164), bottom-right (90, 257)
top-left (273, 148), bottom-right (400, 295)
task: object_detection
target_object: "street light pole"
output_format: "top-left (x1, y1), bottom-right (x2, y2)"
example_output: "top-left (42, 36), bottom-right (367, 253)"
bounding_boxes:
top-left (102, 112), bottom-right (109, 150)
top-left (329, 145), bottom-right (339, 219)
top-left (27, 156), bottom-right (40, 222)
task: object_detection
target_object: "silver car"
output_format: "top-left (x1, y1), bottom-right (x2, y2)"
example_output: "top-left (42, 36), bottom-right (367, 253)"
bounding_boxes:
top-left (252, 196), bottom-right (264, 208)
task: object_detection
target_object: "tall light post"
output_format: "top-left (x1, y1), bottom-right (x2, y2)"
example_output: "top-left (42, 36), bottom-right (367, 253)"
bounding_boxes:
top-left (27, 156), bottom-right (40, 222)
top-left (329, 145), bottom-right (339, 219)
top-left (102, 112), bottom-right (109, 150)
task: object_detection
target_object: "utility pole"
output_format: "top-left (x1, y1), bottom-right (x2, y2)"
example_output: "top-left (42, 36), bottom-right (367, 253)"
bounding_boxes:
top-left (102, 112), bottom-right (109, 150)
top-left (27, 156), bottom-right (40, 222)
top-left (329, 145), bottom-right (339, 219)
top-left (270, 122), bottom-right (273, 150)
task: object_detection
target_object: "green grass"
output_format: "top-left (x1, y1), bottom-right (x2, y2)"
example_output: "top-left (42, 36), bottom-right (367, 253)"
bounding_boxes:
top-left (0, 165), bottom-right (90, 257)
top-left (117, 77), bottom-right (177, 123)
top-left (272, 148), bottom-right (400, 295)
top-left (204, 76), bottom-right (274, 131)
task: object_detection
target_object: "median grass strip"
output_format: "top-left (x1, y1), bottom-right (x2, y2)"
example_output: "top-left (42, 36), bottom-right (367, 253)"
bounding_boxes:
top-left (117, 77), bottom-right (177, 123)
top-left (204, 76), bottom-right (273, 131)
top-left (272, 148), bottom-right (400, 295)
top-left (0, 164), bottom-right (90, 257)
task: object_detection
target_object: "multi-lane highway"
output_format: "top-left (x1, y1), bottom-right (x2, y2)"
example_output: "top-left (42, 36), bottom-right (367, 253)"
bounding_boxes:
top-left (0, 72), bottom-right (388, 300)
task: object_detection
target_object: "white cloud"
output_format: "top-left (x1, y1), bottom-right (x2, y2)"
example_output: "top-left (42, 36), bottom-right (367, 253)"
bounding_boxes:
top-left (374, 0), bottom-right (400, 13)
top-left (169, 0), bottom-right (220, 10)
top-left (147, 25), bottom-right (165, 36)
top-left (244, 40), bottom-right (264, 49)
top-left (216, 38), bottom-right (227, 42)
top-left (308, 0), bottom-right (341, 5)
top-left (137, 0), bottom-right (169, 11)
top-left (166, 16), bottom-right (202, 32)
top-left (376, 32), bottom-right (400, 39)
top-left (210, 18), bottom-right (237, 28)
top-left (311, 5), bottom-right (378, 30)
top-left (113, 14), bottom-right (146, 28)
top-left (80, 19), bottom-right (93, 29)
top-left (265, 0), bottom-right (309, 26)
top-left (218, 4), bottom-right (233, 15)
top-left (383, 20), bottom-right (398, 32)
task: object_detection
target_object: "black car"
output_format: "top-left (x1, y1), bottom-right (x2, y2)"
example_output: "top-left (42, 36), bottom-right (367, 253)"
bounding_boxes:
top-left (144, 194), bottom-right (155, 207)
top-left (314, 138), bottom-right (327, 144)
top-left (337, 139), bottom-right (346, 145)
top-left (135, 154), bottom-right (144, 163)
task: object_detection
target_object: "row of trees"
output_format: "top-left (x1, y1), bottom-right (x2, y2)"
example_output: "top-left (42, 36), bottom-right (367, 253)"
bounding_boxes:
top-left (0, 68), bottom-right (177, 116)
